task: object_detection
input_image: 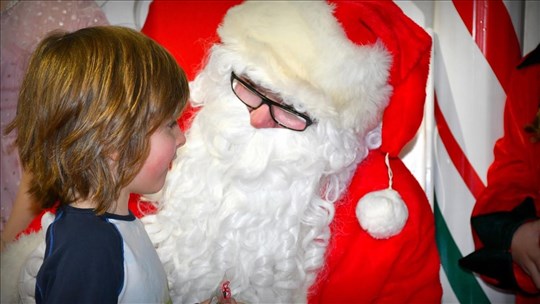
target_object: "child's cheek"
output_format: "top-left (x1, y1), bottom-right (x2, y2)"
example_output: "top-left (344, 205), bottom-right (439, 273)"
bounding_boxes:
top-left (148, 152), bottom-right (174, 179)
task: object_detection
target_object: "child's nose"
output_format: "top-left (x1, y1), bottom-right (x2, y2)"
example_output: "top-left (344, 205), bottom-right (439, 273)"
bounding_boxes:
top-left (249, 104), bottom-right (278, 129)
top-left (175, 129), bottom-right (186, 148)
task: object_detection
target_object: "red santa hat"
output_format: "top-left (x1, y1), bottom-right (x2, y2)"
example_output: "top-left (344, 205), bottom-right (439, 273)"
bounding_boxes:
top-left (216, 1), bottom-right (392, 135)
top-left (328, 0), bottom-right (432, 238)
top-left (142, 0), bottom-right (432, 239)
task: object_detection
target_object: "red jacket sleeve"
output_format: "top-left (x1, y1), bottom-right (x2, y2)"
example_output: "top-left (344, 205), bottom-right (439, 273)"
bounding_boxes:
top-left (470, 46), bottom-right (540, 295)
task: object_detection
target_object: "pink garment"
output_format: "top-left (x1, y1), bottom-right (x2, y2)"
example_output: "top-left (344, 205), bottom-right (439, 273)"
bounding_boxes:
top-left (0, 0), bottom-right (108, 231)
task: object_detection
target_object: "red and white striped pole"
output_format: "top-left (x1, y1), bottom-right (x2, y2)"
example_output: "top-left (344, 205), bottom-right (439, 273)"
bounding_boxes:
top-left (433, 0), bottom-right (528, 302)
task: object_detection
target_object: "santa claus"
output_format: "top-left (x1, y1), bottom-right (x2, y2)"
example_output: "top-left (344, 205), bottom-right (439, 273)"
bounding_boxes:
top-left (141, 0), bottom-right (441, 303)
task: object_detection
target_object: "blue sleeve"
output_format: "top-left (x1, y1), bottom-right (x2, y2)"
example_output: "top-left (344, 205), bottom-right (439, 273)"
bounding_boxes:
top-left (36, 214), bottom-right (124, 304)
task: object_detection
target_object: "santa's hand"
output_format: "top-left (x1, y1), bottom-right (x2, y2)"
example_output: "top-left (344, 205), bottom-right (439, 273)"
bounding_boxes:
top-left (199, 297), bottom-right (240, 304)
top-left (511, 219), bottom-right (540, 289)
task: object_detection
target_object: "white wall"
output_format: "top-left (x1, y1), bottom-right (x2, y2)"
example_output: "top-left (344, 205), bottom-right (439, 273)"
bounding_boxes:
top-left (95, 0), bottom-right (150, 30)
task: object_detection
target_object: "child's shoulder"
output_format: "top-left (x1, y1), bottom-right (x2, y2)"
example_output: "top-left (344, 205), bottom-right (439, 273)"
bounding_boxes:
top-left (48, 206), bottom-right (126, 253)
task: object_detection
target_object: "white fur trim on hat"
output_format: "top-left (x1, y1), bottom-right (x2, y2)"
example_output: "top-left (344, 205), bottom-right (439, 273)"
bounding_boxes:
top-left (218, 1), bottom-right (392, 134)
top-left (355, 154), bottom-right (408, 239)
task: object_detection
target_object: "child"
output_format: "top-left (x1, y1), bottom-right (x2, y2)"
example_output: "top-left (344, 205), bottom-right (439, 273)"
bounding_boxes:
top-left (5, 25), bottom-right (189, 303)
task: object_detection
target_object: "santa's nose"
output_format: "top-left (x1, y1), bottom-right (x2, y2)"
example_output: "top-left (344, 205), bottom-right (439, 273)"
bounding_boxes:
top-left (249, 104), bottom-right (278, 128)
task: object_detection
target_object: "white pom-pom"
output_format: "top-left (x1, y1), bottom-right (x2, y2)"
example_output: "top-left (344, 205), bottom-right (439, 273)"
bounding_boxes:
top-left (356, 188), bottom-right (408, 239)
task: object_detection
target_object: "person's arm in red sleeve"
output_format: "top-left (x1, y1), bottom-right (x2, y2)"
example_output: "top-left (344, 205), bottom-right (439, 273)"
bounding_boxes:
top-left (460, 44), bottom-right (540, 297)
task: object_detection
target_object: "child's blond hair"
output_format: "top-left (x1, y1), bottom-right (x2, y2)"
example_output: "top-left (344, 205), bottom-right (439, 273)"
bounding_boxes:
top-left (7, 26), bottom-right (189, 214)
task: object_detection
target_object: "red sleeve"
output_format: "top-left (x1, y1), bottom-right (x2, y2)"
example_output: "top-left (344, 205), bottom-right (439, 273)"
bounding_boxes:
top-left (471, 49), bottom-right (540, 295)
top-left (473, 62), bottom-right (540, 218)
top-left (309, 151), bottom-right (442, 303)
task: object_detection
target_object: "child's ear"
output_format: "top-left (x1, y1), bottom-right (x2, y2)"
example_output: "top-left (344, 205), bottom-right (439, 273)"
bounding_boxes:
top-left (106, 152), bottom-right (121, 183)
top-left (108, 151), bottom-right (120, 162)
top-left (106, 152), bottom-right (120, 173)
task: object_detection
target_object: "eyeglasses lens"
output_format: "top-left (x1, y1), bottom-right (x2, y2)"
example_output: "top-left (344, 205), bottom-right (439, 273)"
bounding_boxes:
top-left (231, 76), bottom-right (308, 131)
top-left (232, 78), bottom-right (262, 108)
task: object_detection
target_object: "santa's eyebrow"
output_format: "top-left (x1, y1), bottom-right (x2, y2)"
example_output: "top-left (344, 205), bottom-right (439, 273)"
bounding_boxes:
top-left (239, 75), bottom-right (283, 103)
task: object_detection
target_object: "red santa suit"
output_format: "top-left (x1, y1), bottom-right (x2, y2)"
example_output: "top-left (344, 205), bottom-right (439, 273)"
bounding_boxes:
top-left (141, 0), bottom-right (442, 303)
top-left (460, 45), bottom-right (540, 303)
top-left (307, 2), bottom-right (441, 302)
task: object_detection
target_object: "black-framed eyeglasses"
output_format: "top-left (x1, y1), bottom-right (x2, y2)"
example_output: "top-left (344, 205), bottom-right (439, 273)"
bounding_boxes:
top-left (230, 72), bottom-right (313, 131)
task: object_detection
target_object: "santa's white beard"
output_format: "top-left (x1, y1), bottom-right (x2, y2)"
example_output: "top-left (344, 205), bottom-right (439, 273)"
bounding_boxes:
top-left (143, 50), bottom-right (373, 303)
